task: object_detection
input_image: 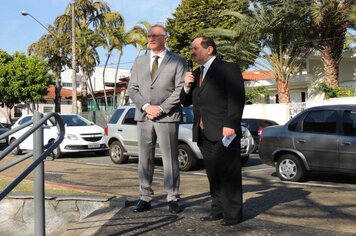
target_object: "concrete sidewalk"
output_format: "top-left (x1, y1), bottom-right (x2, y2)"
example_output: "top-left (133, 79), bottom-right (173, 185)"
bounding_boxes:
top-left (1, 155), bottom-right (356, 236)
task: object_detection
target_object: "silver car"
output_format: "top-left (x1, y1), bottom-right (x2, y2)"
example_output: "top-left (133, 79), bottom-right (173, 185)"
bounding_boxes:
top-left (104, 105), bottom-right (254, 171)
top-left (259, 105), bottom-right (356, 182)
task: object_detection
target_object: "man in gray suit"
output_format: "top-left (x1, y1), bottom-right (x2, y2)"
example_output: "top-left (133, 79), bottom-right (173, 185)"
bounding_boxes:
top-left (127, 24), bottom-right (186, 214)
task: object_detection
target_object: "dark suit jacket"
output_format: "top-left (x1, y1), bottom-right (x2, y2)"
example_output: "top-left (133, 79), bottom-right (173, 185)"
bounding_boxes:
top-left (180, 58), bottom-right (245, 142)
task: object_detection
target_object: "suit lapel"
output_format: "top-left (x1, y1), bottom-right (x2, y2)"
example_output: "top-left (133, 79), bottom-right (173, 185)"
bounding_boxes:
top-left (198, 58), bottom-right (219, 92)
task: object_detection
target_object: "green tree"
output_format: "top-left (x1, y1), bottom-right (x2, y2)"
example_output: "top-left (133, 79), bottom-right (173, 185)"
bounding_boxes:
top-left (166, 0), bottom-right (251, 65)
top-left (0, 50), bottom-right (17, 123)
top-left (98, 11), bottom-right (125, 109)
top-left (57, 0), bottom-right (111, 112)
top-left (309, 0), bottom-right (356, 88)
top-left (28, 22), bottom-right (70, 113)
top-left (213, 1), bottom-right (313, 103)
top-left (0, 51), bottom-right (53, 121)
top-left (9, 53), bottom-right (54, 112)
top-left (127, 21), bottom-right (151, 57)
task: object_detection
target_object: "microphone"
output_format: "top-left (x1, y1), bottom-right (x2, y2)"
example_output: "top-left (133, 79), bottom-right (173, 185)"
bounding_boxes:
top-left (187, 60), bottom-right (193, 72)
top-left (187, 60), bottom-right (194, 85)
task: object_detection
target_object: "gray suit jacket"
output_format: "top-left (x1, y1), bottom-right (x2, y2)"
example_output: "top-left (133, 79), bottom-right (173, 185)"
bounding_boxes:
top-left (128, 51), bottom-right (186, 122)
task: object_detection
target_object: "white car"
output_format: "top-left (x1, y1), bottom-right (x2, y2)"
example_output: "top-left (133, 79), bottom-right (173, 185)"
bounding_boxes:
top-left (105, 105), bottom-right (254, 171)
top-left (9, 114), bottom-right (108, 158)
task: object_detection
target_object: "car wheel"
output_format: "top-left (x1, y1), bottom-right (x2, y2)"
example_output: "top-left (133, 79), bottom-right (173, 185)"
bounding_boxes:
top-left (178, 144), bottom-right (198, 171)
top-left (110, 141), bottom-right (129, 164)
top-left (50, 145), bottom-right (62, 160)
top-left (10, 138), bottom-right (22, 155)
top-left (276, 154), bottom-right (306, 182)
top-left (241, 155), bottom-right (249, 166)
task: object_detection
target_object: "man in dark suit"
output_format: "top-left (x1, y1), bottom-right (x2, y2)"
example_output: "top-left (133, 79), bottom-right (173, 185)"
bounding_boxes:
top-left (128, 24), bottom-right (186, 214)
top-left (180, 36), bottom-right (245, 226)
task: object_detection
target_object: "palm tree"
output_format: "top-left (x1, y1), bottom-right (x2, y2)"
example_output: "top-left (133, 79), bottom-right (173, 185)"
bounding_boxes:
top-left (57, 0), bottom-right (110, 112)
top-left (127, 21), bottom-right (151, 56)
top-left (210, 2), bottom-right (313, 103)
top-left (98, 11), bottom-right (125, 109)
top-left (309, 0), bottom-right (356, 88)
top-left (28, 23), bottom-right (70, 113)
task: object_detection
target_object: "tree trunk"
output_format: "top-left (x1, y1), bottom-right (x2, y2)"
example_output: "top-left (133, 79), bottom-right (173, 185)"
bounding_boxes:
top-left (321, 45), bottom-right (340, 89)
top-left (54, 73), bottom-right (62, 113)
top-left (102, 52), bottom-right (112, 110)
top-left (81, 71), bottom-right (89, 112)
top-left (276, 78), bottom-right (290, 103)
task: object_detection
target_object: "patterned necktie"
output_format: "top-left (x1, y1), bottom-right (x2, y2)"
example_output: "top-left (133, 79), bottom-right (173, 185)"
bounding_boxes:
top-left (199, 65), bottom-right (204, 87)
top-left (151, 55), bottom-right (159, 80)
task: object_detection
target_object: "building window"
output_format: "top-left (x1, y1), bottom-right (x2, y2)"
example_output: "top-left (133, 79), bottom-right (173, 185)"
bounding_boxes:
top-left (301, 92), bottom-right (306, 102)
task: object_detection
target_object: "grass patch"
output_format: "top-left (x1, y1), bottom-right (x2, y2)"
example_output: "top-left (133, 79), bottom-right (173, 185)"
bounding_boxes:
top-left (0, 176), bottom-right (107, 196)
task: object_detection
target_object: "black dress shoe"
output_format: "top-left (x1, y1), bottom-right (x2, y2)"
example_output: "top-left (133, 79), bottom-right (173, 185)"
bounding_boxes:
top-left (168, 201), bottom-right (183, 213)
top-left (220, 219), bottom-right (241, 226)
top-left (200, 213), bottom-right (223, 221)
top-left (134, 200), bottom-right (151, 212)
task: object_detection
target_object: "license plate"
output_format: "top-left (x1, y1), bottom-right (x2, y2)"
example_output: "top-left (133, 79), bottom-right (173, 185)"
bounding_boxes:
top-left (88, 143), bottom-right (100, 149)
top-left (0, 139), bottom-right (6, 143)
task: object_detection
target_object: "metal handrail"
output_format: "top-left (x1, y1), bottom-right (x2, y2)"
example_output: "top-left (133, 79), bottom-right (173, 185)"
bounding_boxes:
top-left (0, 112), bottom-right (65, 236)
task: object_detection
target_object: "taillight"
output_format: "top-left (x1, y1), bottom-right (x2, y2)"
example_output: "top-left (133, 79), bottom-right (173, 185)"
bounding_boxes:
top-left (258, 127), bottom-right (263, 136)
top-left (104, 126), bottom-right (108, 136)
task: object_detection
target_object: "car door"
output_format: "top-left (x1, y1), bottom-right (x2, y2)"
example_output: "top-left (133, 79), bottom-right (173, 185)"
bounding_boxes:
top-left (119, 108), bottom-right (140, 155)
top-left (293, 110), bottom-right (339, 169)
top-left (339, 110), bottom-right (356, 170)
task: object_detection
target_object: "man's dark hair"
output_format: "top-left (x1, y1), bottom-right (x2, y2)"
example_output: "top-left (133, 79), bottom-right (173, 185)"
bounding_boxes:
top-left (199, 36), bottom-right (217, 55)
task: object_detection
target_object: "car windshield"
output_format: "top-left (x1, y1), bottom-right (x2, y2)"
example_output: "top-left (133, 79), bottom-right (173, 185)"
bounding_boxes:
top-left (61, 115), bottom-right (92, 126)
top-left (181, 107), bottom-right (194, 124)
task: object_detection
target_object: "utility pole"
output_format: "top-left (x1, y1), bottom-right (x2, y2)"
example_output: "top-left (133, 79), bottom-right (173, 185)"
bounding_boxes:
top-left (71, 2), bottom-right (78, 114)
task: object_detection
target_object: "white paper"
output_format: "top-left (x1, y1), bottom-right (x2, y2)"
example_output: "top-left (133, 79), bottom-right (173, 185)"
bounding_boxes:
top-left (222, 134), bottom-right (237, 147)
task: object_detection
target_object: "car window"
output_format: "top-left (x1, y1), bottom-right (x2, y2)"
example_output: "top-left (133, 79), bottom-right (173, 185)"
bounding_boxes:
top-left (302, 110), bottom-right (337, 134)
top-left (61, 115), bottom-right (91, 126)
top-left (288, 116), bottom-right (300, 131)
top-left (343, 110), bottom-right (356, 136)
top-left (181, 107), bottom-right (194, 124)
top-left (18, 116), bottom-right (32, 125)
top-left (122, 108), bottom-right (137, 125)
top-left (109, 109), bottom-right (125, 124)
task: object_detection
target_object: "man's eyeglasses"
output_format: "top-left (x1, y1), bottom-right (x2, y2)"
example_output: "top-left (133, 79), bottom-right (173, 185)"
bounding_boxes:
top-left (147, 34), bottom-right (166, 38)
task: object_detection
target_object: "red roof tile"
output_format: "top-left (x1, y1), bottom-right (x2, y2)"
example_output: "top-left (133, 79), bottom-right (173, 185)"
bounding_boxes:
top-left (46, 86), bottom-right (73, 100)
top-left (242, 71), bottom-right (275, 81)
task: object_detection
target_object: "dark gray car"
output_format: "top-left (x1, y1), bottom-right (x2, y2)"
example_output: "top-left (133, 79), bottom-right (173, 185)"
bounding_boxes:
top-left (259, 105), bottom-right (356, 182)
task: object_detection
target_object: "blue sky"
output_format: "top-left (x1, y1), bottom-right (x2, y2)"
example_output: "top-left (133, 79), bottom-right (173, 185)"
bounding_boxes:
top-left (0, 0), bottom-right (181, 69)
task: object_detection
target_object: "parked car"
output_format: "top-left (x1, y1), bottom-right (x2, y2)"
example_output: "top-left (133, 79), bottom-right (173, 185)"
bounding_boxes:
top-left (1, 122), bottom-right (12, 129)
top-left (9, 114), bottom-right (107, 158)
top-left (259, 105), bottom-right (356, 182)
top-left (241, 118), bottom-right (278, 153)
top-left (105, 105), bottom-right (254, 171)
top-left (0, 122), bottom-right (10, 147)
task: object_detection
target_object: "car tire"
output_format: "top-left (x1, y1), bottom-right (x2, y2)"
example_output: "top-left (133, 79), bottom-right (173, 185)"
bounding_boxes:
top-left (10, 138), bottom-right (22, 155)
top-left (276, 154), bottom-right (306, 182)
top-left (50, 145), bottom-right (62, 160)
top-left (241, 155), bottom-right (249, 166)
top-left (110, 140), bottom-right (129, 164)
top-left (178, 144), bottom-right (198, 171)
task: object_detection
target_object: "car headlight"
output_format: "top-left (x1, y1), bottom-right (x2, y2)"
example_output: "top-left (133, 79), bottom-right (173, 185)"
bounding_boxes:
top-left (65, 134), bottom-right (79, 140)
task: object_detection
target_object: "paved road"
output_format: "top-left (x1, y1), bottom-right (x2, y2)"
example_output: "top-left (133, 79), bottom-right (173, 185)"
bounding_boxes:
top-left (2, 153), bottom-right (356, 235)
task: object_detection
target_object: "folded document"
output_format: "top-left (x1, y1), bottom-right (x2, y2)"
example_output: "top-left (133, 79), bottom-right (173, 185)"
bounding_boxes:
top-left (222, 134), bottom-right (237, 147)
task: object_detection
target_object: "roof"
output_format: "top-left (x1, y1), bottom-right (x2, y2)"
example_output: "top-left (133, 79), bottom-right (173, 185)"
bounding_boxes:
top-left (242, 71), bottom-right (275, 81)
top-left (46, 86), bottom-right (73, 100)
